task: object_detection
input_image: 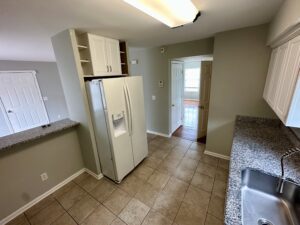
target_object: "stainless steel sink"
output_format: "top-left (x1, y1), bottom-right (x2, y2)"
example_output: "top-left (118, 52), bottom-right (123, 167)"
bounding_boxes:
top-left (241, 168), bottom-right (300, 225)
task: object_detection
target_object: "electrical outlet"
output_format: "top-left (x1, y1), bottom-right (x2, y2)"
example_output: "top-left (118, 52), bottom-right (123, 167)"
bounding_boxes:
top-left (40, 173), bottom-right (48, 182)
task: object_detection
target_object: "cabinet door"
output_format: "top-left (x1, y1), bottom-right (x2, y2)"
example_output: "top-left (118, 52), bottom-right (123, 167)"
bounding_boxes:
top-left (265, 43), bottom-right (289, 109)
top-left (276, 36), bottom-right (300, 122)
top-left (263, 49), bottom-right (278, 104)
top-left (88, 34), bottom-right (109, 75)
top-left (106, 38), bottom-right (122, 75)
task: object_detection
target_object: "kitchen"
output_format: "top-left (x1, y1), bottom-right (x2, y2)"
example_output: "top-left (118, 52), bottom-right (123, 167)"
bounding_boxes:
top-left (0, 0), bottom-right (300, 225)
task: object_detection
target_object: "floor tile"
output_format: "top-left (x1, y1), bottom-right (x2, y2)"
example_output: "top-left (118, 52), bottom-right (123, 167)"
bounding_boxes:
top-left (142, 210), bottom-right (172, 225)
top-left (196, 162), bottom-right (217, 178)
top-left (191, 172), bottom-right (214, 192)
top-left (157, 159), bottom-right (180, 175)
top-left (29, 201), bottom-right (65, 225)
top-left (68, 194), bottom-right (99, 224)
top-left (51, 213), bottom-right (77, 225)
top-left (73, 172), bottom-right (90, 184)
top-left (82, 205), bottom-right (116, 225)
top-left (172, 146), bottom-right (189, 154)
top-left (119, 175), bottom-right (145, 196)
top-left (147, 171), bottom-right (170, 189)
top-left (183, 185), bottom-right (210, 211)
top-left (175, 202), bottom-right (206, 225)
top-left (110, 218), bottom-right (127, 225)
top-left (142, 156), bottom-right (162, 169)
top-left (200, 155), bottom-right (219, 166)
top-left (77, 175), bottom-right (100, 192)
top-left (185, 150), bottom-right (203, 161)
top-left (152, 192), bottom-right (181, 221)
top-left (215, 168), bottom-right (229, 182)
top-left (52, 182), bottom-right (76, 199)
top-left (6, 214), bottom-right (30, 225)
top-left (103, 188), bottom-right (132, 214)
top-left (119, 198), bottom-right (150, 225)
top-left (179, 157), bottom-right (198, 171)
top-left (176, 139), bottom-right (192, 149)
top-left (212, 180), bottom-right (227, 198)
top-left (218, 159), bottom-right (230, 170)
top-left (89, 179), bottom-right (117, 203)
top-left (205, 214), bottom-right (223, 225)
top-left (208, 195), bottom-right (225, 220)
top-left (189, 142), bottom-right (205, 152)
top-left (56, 185), bottom-right (86, 210)
top-left (167, 151), bottom-right (185, 161)
top-left (162, 177), bottom-right (189, 200)
top-left (135, 182), bottom-right (160, 207)
top-left (151, 149), bottom-right (170, 159)
top-left (132, 164), bottom-right (154, 181)
top-left (174, 166), bottom-right (195, 183)
top-left (25, 195), bottom-right (55, 218)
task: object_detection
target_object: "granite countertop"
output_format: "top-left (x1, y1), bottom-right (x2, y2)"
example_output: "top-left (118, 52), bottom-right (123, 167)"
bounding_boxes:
top-left (0, 119), bottom-right (79, 151)
top-left (225, 116), bottom-right (300, 225)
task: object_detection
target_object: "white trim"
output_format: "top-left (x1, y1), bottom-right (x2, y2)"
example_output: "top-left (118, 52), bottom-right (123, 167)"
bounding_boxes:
top-left (268, 20), bottom-right (300, 48)
top-left (147, 130), bottom-right (171, 138)
top-left (204, 149), bottom-right (230, 160)
top-left (85, 168), bottom-right (103, 180)
top-left (0, 168), bottom-right (103, 225)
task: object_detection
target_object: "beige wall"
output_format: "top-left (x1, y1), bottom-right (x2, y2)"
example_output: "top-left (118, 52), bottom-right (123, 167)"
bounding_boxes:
top-left (129, 38), bottom-right (214, 135)
top-left (268, 0), bottom-right (300, 43)
top-left (0, 129), bottom-right (84, 220)
top-left (206, 24), bottom-right (276, 157)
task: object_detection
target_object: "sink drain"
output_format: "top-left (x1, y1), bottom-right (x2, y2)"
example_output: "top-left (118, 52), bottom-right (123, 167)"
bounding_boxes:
top-left (258, 218), bottom-right (274, 225)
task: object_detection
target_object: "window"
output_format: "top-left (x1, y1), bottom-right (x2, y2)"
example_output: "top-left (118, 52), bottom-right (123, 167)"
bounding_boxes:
top-left (0, 71), bottom-right (49, 137)
top-left (184, 68), bottom-right (200, 92)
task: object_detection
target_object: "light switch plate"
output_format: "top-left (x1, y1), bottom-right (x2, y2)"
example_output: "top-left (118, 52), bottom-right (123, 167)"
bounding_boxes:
top-left (152, 95), bottom-right (156, 101)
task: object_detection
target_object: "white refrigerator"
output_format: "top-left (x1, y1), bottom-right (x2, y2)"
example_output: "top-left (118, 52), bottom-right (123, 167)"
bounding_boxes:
top-left (86, 76), bottom-right (148, 182)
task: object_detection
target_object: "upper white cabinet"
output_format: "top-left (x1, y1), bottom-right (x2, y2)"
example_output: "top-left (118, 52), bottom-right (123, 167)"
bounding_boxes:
top-left (263, 35), bottom-right (300, 127)
top-left (88, 34), bottom-right (122, 76)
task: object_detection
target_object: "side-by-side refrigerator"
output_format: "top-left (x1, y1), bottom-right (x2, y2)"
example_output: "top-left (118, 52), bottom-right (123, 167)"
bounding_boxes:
top-left (86, 76), bottom-right (148, 182)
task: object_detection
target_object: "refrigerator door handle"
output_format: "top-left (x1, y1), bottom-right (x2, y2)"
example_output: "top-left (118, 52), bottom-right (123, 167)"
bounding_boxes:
top-left (125, 84), bottom-right (133, 135)
top-left (123, 85), bottom-right (131, 135)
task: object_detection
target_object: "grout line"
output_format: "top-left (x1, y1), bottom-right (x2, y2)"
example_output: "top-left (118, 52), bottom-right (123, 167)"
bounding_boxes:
top-left (54, 198), bottom-right (80, 225)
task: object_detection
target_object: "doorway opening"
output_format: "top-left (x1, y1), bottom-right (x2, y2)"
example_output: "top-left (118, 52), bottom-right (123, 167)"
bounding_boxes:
top-left (170, 56), bottom-right (213, 142)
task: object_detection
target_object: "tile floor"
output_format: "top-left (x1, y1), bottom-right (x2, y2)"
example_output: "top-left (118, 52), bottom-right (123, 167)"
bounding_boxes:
top-left (8, 135), bottom-right (229, 225)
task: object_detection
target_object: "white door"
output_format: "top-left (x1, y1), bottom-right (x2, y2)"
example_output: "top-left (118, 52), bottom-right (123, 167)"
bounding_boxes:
top-left (198, 61), bottom-right (212, 138)
top-left (106, 38), bottom-right (122, 75)
top-left (102, 78), bottom-right (134, 181)
top-left (171, 62), bottom-right (184, 133)
top-left (264, 43), bottom-right (289, 108)
top-left (88, 34), bottom-right (109, 75)
top-left (0, 71), bottom-right (49, 133)
top-left (275, 35), bottom-right (300, 121)
top-left (125, 76), bottom-right (148, 166)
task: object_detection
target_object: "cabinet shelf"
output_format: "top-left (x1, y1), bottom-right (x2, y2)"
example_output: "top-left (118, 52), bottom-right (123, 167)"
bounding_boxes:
top-left (120, 51), bottom-right (125, 54)
top-left (78, 45), bottom-right (88, 49)
top-left (80, 59), bottom-right (90, 63)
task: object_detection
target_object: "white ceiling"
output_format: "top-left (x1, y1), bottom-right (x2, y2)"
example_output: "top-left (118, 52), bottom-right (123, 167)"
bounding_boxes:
top-left (0, 0), bottom-right (283, 62)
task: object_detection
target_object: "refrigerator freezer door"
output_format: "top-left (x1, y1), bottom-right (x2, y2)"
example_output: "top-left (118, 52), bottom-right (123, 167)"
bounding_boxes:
top-left (86, 81), bottom-right (116, 180)
top-left (125, 76), bottom-right (148, 166)
top-left (102, 78), bottom-right (135, 181)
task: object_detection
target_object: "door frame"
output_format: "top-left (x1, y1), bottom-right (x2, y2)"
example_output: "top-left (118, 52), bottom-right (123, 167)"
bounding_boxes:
top-left (0, 70), bottom-right (50, 132)
top-left (169, 60), bottom-right (184, 135)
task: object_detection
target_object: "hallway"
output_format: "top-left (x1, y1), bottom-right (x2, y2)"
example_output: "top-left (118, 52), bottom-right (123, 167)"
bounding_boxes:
top-left (173, 100), bottom-right (199, 142)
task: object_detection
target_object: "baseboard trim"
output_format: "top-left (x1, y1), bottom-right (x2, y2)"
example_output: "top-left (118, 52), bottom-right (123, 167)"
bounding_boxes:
top-left (0, 168), bottom-right (103, 225)
top-left (85, 168), bottom-right (103, 180)
top-left (147, 130), bottom-right (171, 138)
top-left (204, 150), bottom-right (230, 160)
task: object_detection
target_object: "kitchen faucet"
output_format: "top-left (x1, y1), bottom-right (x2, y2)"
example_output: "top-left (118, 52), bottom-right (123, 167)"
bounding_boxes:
top-left (277, 146), bottom-right (300, 194)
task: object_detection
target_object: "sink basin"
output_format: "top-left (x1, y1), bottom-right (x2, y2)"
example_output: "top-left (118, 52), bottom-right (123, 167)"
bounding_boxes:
top-left (241, 168), bottom-right (300, 225)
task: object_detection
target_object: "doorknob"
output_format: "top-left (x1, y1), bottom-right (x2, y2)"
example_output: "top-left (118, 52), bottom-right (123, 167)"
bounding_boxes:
top-left (172, 104), bottom-right (175, 107)
top-left (7, 110), bottom-right (13, 113)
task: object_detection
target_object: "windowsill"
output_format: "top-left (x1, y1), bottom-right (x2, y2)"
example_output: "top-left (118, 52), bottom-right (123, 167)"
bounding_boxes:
top-left (0, 119), bottom-right (79, 151)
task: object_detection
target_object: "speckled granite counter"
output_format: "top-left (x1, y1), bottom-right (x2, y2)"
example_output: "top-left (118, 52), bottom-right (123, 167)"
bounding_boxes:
top-left (225, 116), bottom-right (300, 225)
top-left (0, 119), bottom-right (79, 151)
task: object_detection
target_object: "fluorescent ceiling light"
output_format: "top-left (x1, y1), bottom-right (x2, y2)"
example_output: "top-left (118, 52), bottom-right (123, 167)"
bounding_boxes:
top-left (124, 0), bottom-right (200, 28)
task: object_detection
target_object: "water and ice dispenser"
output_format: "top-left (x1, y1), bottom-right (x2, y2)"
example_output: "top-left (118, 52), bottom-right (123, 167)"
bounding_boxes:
top-left (112, 112), bottom-right (127, 137)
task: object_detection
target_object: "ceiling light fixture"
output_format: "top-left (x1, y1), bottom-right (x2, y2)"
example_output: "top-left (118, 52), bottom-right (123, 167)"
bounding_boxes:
top-left (124, 0), bottom-right (201, 28)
